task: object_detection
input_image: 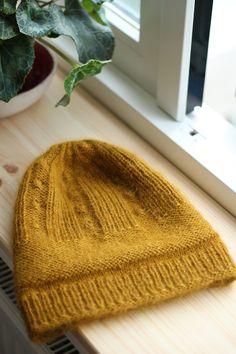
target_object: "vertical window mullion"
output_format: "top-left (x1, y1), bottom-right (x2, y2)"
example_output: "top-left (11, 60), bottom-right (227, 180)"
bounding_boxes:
top-left (157, 0), bottom-right (195, 121)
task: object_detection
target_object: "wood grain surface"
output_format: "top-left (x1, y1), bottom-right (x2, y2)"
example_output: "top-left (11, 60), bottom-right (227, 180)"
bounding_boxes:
top-left (0, 70), bottom-right (236, 354)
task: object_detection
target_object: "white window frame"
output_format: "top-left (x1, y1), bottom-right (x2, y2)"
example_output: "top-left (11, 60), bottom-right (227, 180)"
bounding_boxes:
top-left (105, 0), bottom-right (163, 99)
top-left (106, 0), bottom-right (195, 121)
top-left (48, 0), bottom-right (236, 217)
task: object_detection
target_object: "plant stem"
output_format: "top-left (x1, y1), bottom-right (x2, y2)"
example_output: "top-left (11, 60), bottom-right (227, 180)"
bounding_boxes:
top-left (38, 38), bottom-right (78, 67)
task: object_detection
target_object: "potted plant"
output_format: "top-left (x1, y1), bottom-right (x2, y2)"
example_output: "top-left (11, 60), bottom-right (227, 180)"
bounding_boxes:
top-left (0, 0), bottom-right (114, 117)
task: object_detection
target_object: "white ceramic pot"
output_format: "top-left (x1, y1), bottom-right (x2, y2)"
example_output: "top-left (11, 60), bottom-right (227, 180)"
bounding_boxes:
top-left (0, 43), bottom-right (57, 119)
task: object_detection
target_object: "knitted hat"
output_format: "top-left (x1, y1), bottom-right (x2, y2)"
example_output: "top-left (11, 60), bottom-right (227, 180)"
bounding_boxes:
top-left (14, 140), bottom-right (236, 343)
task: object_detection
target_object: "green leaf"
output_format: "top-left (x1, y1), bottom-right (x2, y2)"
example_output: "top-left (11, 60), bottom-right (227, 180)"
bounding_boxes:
top-left (0, 13), bottom-right (19, 39)
top-left (16, 0), bottom-right (54, 37)
top-left (56, 94), bottom-right (70, 107)
top-left (0, 34), bottom-right (35, 102)
top-left (90, 6), bottom-right (109, 26)
top-left (81, 0), bottom-right (94, 13)
top-left (81, 0), bottom-right (112, 25)
top-left (0, 0), bottom-right (16, 15)
top-left (56, 59), bottom-right (110, 106)
top-left (16, 0), bottom-right (114, 63)
top-left (51, 0), bottom-right (114, 63)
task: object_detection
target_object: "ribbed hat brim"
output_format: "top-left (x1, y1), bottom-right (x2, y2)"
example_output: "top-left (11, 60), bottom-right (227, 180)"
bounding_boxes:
top-left (19, 236), bottom-right (236, 343)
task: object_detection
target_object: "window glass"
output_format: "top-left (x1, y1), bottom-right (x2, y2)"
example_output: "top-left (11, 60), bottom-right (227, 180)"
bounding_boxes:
top-left (203, 0), bottom-right (236, 125)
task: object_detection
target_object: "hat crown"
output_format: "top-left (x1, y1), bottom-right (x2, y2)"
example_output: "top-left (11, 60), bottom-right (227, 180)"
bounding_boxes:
top-left (17, 139), bottom-right (184, 245)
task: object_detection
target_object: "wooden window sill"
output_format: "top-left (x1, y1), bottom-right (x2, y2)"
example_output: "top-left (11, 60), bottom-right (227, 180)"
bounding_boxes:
top-left (0, 70), bottom-right (236, 354)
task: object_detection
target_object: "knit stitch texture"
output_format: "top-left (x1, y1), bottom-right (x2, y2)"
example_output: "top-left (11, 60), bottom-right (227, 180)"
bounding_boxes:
top-left (14, 140), bottom-right (236, 343)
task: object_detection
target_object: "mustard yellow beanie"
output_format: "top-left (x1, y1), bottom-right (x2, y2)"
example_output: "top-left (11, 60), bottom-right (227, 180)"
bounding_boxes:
top-left (14, 140), bottom-right (236, 343)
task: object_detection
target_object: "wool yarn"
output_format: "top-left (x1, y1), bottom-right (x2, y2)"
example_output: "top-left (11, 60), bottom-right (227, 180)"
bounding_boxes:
top-left (14, 140), bottom-right (236, 343)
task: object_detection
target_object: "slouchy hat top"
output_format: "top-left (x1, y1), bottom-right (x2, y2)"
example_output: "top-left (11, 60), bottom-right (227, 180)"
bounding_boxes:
top-left (14, 140), bottom-right (236, 343)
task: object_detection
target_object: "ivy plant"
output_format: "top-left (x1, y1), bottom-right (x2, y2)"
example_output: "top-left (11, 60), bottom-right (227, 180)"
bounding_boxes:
top-left (0, 0), bottom-right (114, 106)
